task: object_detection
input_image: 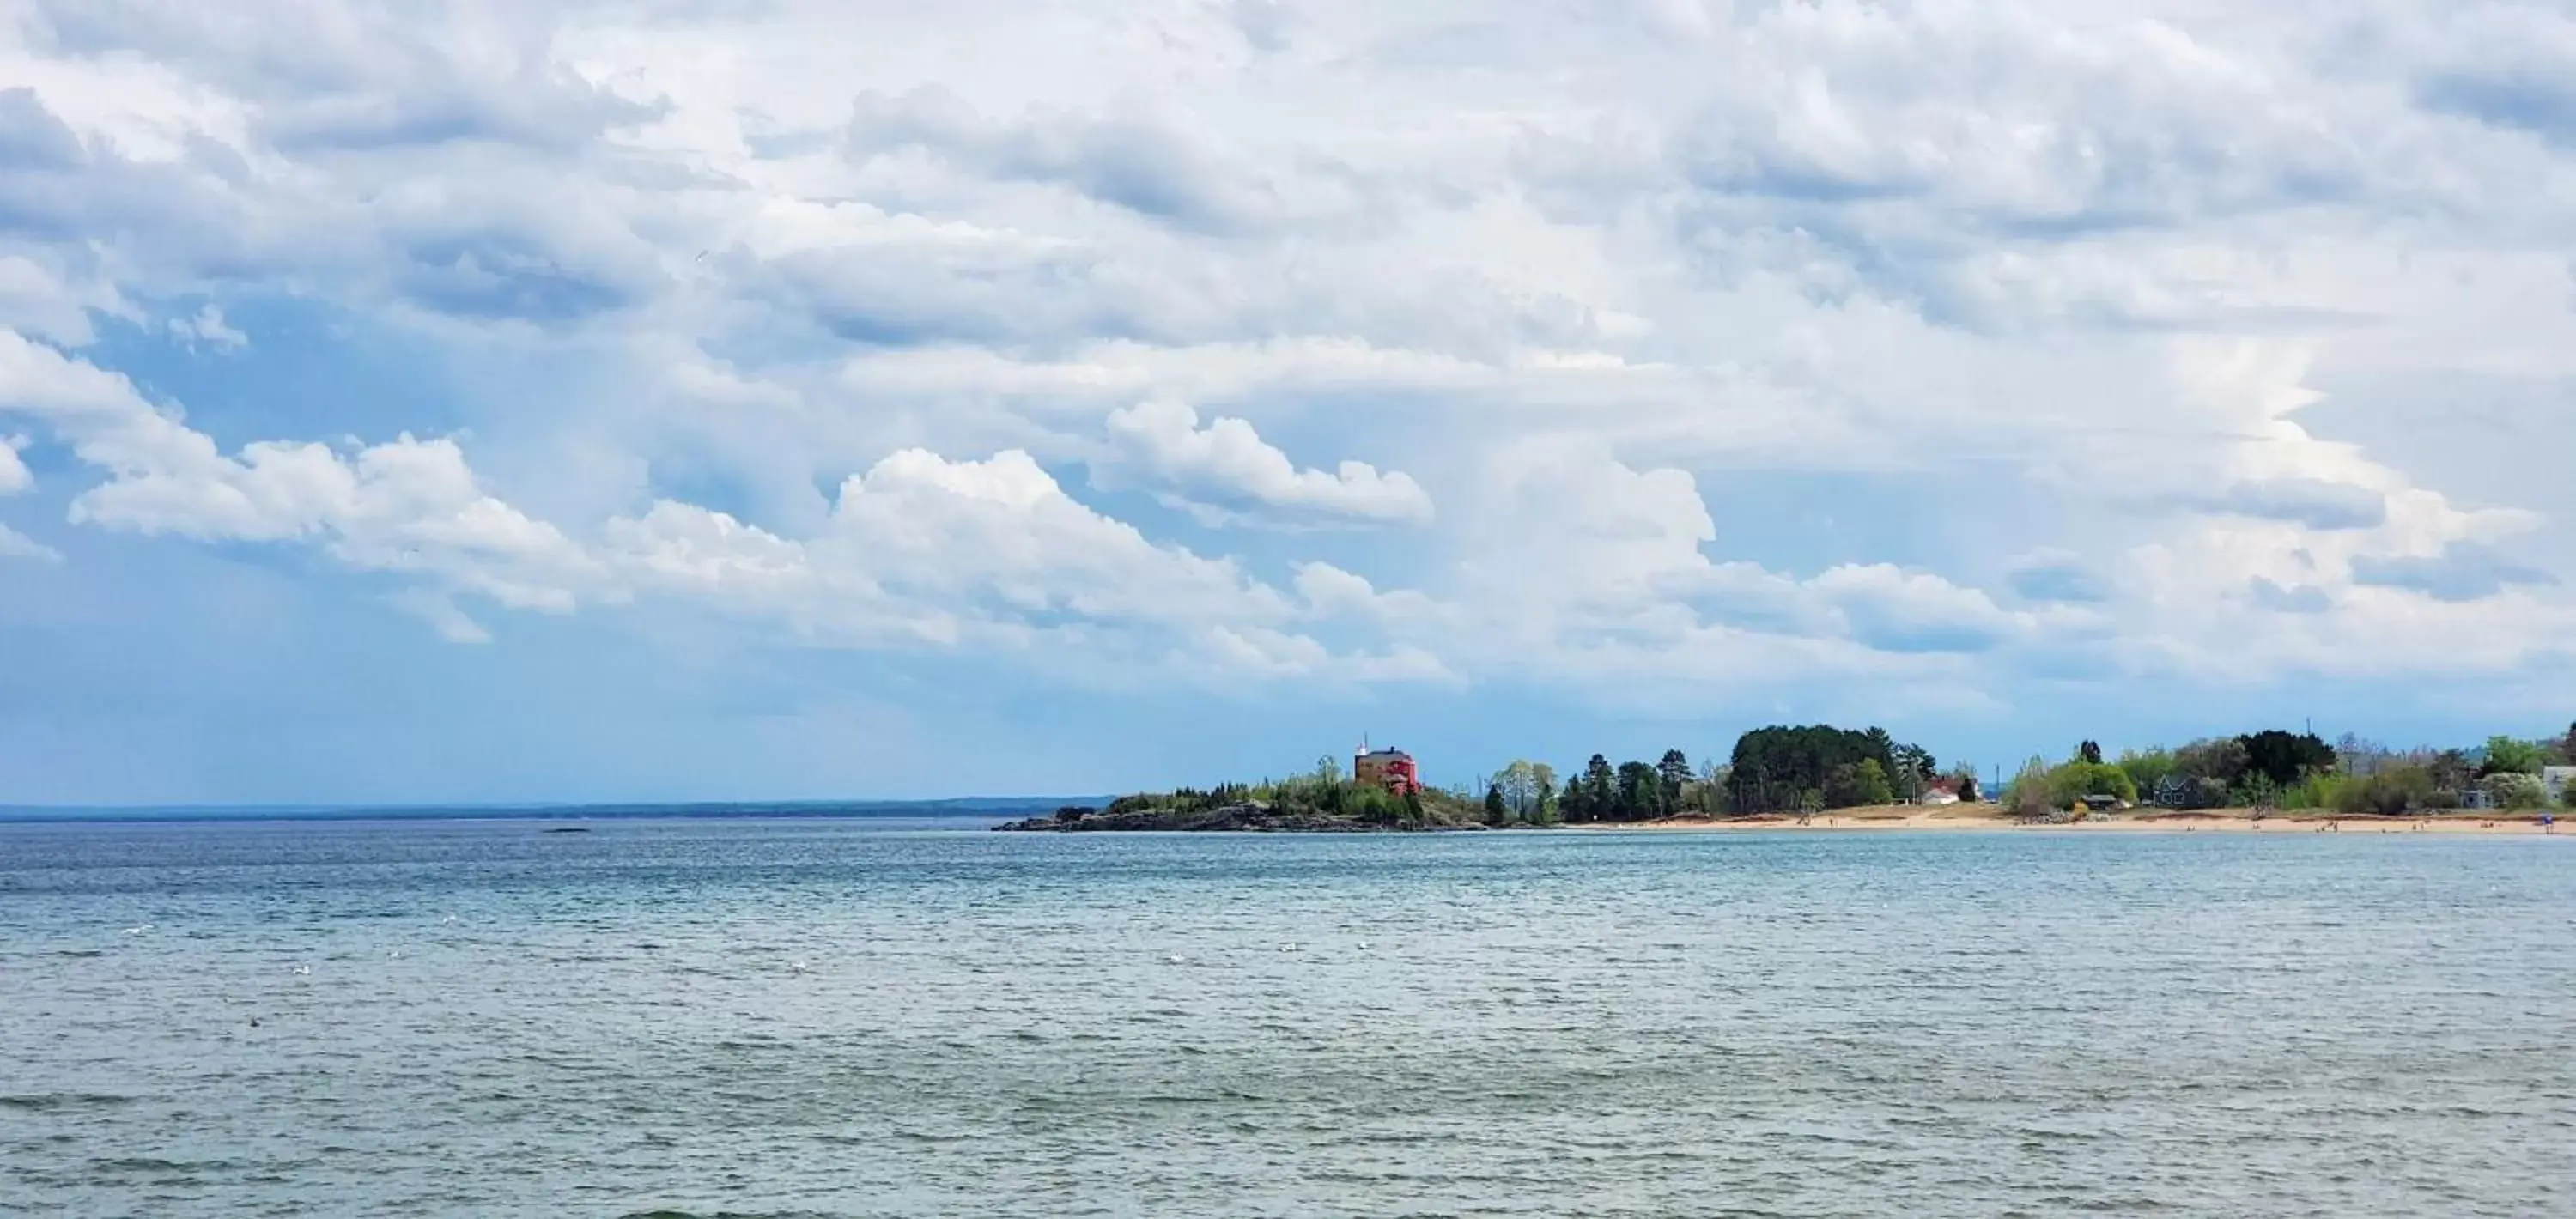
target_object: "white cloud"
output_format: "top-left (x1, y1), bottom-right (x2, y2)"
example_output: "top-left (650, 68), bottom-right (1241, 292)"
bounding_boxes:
top-left (0, 255), bottom-right (126, 347)
top-left (1101, 399), bottom-right (1431, 525)
top-left (0, 329), bottom-right (1440, 676)
top-left (0, 521), bottom-right (58, 561)
top-left (388, 589), bottom-right (494, 645)
top-left (0, 328), bottom-right (604, 610)
top-left (0, 433), bottom-right (29, 494)
top-left (167, 304), bottom-right (246, 350)
top-left (0, 0), bottom-right (2572, 724)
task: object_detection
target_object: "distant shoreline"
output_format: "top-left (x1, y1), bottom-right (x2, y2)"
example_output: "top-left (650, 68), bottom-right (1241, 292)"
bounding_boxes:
top-left (0, 799), bottom-right (1089, 826)
top-left (1586, 806), bottom-right (2563, 834)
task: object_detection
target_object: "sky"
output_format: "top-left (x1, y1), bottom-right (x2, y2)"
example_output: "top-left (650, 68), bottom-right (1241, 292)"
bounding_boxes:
top-left (2, 0), bottom-right (2574, 805)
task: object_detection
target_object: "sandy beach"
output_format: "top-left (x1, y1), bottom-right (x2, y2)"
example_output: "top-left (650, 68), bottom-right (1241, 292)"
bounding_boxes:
top-left (1595, 807), bottom-right (2567, 834)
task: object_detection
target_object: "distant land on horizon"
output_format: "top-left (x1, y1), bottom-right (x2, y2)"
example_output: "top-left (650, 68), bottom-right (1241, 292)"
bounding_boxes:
top-left (0, 797), bottom-right (1108, 824)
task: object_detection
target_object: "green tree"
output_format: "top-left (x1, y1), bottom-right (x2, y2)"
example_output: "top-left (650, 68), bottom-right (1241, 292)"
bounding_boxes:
top-left (2234, 771), bottom-right (2283, 810)
top-left (1656, 749), bottom-right (1692, 817)
top-left (2427, 749), bottom-right (2476, 797)
top-left (2078, 740), bottom-right (2104, 766)
top-left (1484, 784), bottom-right (1508, 826)
top-left (2482, 735), bottom-right (2544, 776)
top-left (1616, 761), bottom-right (1662, 821)
top-left (1726, 724), bottom-right (1928, 812)
top-left (1847, 758), bottom-right (1894, 806)
top-left (2174, 737), bottom-right (2251, 787)
top-left (2116, 748), bottom-right (2176, 796)
top-left (1583, 754), bottom-right (1616, 821)
top-left (1890, 743), bottom-right (1935, 801)
top-left (2239, 730), bottom-right (2336, 788)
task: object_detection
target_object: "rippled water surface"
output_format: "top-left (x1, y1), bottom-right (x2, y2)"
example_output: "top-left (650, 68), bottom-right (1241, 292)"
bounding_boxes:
top-left (4, 820), bottom-right (2573, 1216)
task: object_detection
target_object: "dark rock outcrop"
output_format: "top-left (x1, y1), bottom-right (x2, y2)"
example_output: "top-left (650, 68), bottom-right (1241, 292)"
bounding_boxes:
top-left (994, 800), bottom-right (1466, 833)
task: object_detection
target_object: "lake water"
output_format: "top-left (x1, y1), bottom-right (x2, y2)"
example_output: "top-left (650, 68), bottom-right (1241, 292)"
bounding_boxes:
top-left (3, 820), bottom-right (2571, 1216)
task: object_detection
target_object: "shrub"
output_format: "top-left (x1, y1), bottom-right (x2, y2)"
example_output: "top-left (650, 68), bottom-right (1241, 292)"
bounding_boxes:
top-left (2005, 756), bottom-right (2054, 816)
top-left (2333, 767), bottom-right (2435, 816)
top-left (2046, 761), bottom-right (2139, 810)
top-left (2482, 772), bottom-right (2549, 811)
top-left (2292, 773), bottom-right (2368, 810)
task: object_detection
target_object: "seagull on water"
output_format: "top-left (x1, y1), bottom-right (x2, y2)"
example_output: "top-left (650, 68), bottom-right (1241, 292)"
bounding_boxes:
top-left (292, 964), bottom-right (312, 976)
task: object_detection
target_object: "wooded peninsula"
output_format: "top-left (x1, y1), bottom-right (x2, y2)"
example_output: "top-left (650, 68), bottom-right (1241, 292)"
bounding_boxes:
top-left (996, 722), bottom-right (2576, 832)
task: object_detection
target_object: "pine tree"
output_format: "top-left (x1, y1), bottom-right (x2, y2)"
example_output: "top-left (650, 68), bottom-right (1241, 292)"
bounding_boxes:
top-left (1656, 749), bottom-right (1692, 817)
top-left (1583, 754), bottom-right (1616, 822)
top-left (1556, 776), bottom-right (1587, 823)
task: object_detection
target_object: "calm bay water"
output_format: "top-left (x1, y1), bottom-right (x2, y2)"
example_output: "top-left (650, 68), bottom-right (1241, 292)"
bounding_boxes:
top-left (3, 819), bottom-right (2571, 1216)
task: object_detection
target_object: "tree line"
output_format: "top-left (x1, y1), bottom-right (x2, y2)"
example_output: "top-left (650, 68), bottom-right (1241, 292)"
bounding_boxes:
top-left (1990, 723), bottom-right (2576, 816)
top-left (1479, 720), bottom-right (2576, 825)
top-left (1476, 725), bottom-right (1975, 825)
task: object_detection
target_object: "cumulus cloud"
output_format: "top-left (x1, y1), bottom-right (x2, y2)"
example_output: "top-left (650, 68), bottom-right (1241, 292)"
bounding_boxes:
top-left (0, 330), bottom-right (602, 609)
top-left (0, 433), bottom-right (29, 494)
top-left (2413, 5), bottom-right (2576, 146)
top-left (2007, 550), bottom-right (2112, 604)
top-left (0, 522), bottom-right (58, 561)
top-left (2194, 479), bottom-right (2389, 531)
top-left (166, 304), bottom-right (246, 350)
top-left (0, 329), bottom-right (1444, 680)
top-left (0, 0), bottom-right (2571, 737)
top-left (2351, 541), bottom-right (2559, 602)
top-left (1101, 400), bottom-right (1432, 525)
top-left (1804, 564), bottom-right (2022, 653)
top-left (846, 87), bottom-right (1303, 234)
top-left (2248, 577), bottom-right (2332, 614)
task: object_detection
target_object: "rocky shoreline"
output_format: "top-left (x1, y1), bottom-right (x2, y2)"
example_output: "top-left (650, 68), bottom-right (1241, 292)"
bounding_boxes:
top-left (993, 800), bottom-right (1480, 833)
